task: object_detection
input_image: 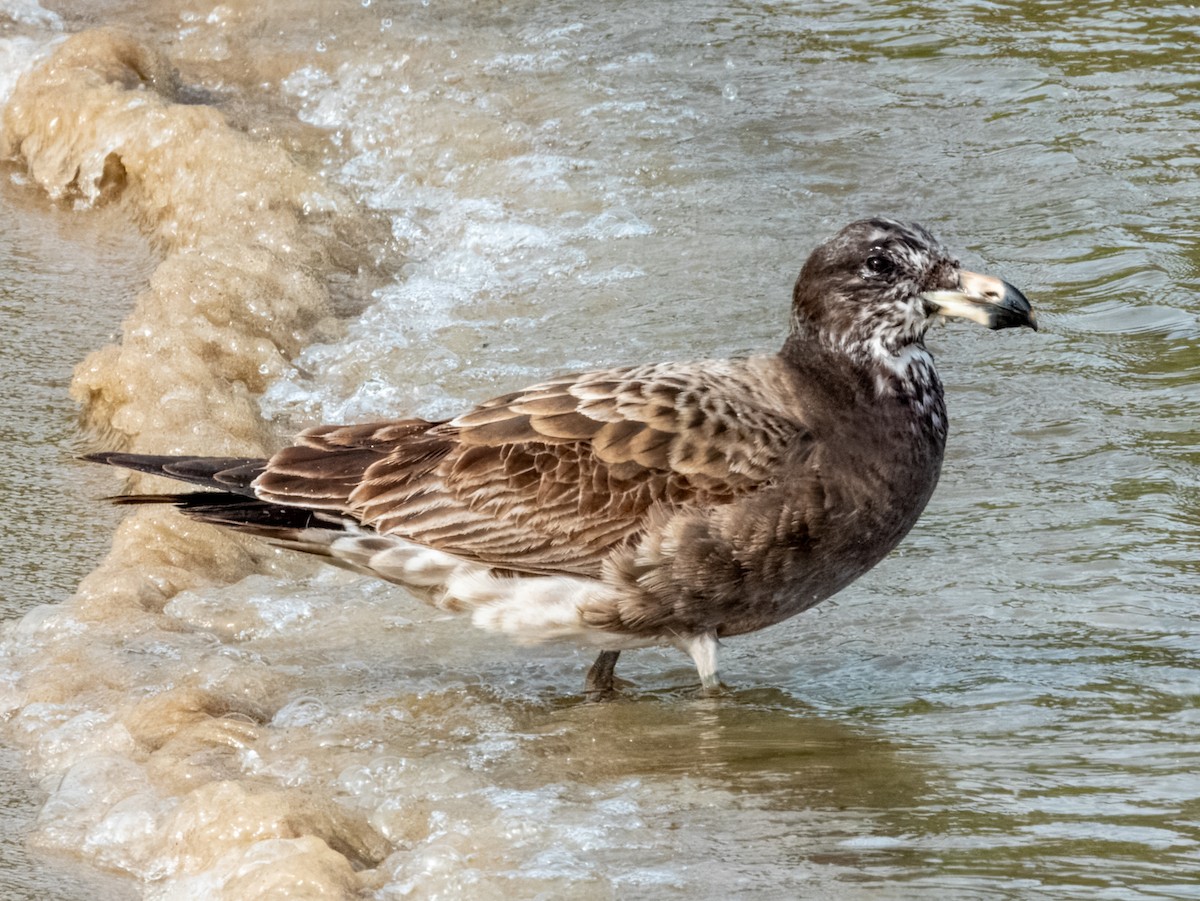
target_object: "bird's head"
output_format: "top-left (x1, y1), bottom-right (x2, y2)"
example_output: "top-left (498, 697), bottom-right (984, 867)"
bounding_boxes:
top-left (788, 218), bottom-right (1037, 362)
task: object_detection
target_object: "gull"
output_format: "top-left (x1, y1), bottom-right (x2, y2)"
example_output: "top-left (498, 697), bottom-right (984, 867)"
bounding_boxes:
top-left (87, 219), bottom-right (1037, 695)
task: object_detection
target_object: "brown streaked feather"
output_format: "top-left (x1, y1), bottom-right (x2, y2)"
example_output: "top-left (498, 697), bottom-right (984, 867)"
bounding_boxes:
top-left (508, 392), bottom-right (582, 417)
top-left (296, 419), bottom-right (437, 450)
top-left (251, 358), bottom-right (811, 577)
top-left (529, 411), bottom-right (602, 441)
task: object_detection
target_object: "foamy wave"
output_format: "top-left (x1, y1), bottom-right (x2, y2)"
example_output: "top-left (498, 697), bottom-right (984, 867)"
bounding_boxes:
top-left (0, 0), bottom-right (62, 30)
top-left (0, 26), bottom-right (395, 898)
top-left (0, 35), bottom-right (59, 112)
top-left (263, 54), bottom-right (653, 427)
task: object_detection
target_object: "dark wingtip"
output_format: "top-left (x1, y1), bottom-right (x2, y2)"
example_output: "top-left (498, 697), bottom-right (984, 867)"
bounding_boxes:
top-left (79, 452), bottom-right (266, 496)
top-left (81, 451), bottom-right (120, 464)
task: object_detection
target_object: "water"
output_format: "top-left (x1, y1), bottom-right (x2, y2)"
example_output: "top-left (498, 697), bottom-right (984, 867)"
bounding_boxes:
top-left (1, 0), bottom-right (1198, 897)
top-left (0, 166), bottom-right (145, 901)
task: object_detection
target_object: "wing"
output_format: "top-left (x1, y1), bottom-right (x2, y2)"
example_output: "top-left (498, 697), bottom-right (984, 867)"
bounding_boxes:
top-left (254, 357), bottom-right (811, 577)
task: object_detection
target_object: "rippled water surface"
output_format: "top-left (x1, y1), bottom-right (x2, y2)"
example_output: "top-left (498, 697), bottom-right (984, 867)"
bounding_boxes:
top-left (1, 0), bottom-right (1198, 897)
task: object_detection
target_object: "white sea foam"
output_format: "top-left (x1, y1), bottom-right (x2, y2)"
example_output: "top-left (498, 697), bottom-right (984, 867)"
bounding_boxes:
top-left (262, 46), bottom-right (657, 429)
top-left (0, 0), bottom-right (62, 29)
top-left (0, 35), bottom-right (58, 110)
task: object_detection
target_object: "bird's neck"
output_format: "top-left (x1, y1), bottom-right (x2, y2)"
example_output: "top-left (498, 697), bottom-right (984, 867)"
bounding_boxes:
top-left (781, 329), bottom-right (948, 447)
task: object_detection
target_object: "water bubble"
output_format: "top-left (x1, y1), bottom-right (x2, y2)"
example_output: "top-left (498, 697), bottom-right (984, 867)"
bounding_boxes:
top-left (722, 83), bottom-right (739, 101)
top-left (272, 696), bottom-right (329, 727)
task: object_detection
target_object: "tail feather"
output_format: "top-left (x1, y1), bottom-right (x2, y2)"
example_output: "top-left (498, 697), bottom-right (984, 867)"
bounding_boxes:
top-left (82, 452), bottom-right (265, 496)
top-left (83, 452), bottom-right (344, 542)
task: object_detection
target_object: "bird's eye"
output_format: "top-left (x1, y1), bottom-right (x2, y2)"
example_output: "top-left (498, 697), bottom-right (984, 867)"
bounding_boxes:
top-left (865, 254), bottom-right (894, 276)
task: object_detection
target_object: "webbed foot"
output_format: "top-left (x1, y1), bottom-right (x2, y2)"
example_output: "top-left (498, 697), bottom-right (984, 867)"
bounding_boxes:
top-left (583, 650), bottom-right (628, 700)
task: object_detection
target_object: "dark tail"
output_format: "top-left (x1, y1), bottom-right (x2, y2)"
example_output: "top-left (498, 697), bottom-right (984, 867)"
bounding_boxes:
top-left (83, 452), bottom-right (339, 538)
top-left (83, 452), bottom-right (266, 495)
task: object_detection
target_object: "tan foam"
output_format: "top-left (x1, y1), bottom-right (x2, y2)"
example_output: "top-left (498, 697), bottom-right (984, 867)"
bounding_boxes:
top-left (2, 27), bottom-right (381, 897)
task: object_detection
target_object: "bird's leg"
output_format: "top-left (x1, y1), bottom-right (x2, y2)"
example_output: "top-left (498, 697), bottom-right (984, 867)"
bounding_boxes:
top-left (681, 632), bottom-right (722, 692)
top-left (584, 650), bottom-right (621, 697)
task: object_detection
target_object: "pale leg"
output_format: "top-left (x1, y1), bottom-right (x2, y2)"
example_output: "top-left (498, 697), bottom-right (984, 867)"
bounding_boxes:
top-left (681, 632), bottom-right (721, 690)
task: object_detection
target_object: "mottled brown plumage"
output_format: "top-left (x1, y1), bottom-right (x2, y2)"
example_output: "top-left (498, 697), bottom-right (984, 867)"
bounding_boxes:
top-left (86, 219), bottom-right (1036, 693)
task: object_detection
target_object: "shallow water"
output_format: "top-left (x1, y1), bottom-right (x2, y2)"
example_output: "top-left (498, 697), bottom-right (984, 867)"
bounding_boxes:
top-left (0, 170), bottom-right (145, 901)
top-left (1, 0), bottom-right (1199, 897)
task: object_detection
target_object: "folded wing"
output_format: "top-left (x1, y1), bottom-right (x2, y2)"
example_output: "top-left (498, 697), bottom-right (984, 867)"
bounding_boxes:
top-left (254, 359), bottom-right (810, 577)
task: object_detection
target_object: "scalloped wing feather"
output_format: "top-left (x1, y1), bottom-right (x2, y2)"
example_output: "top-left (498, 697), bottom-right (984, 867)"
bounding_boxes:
top-left (253, 357), bottom-right (810, 577)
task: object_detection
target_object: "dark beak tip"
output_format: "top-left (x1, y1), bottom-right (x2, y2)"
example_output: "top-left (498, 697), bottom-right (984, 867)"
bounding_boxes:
top-left (992, 309), bottom-right (1038, 332)
top-left (998, 279), bottom-right (1037, 332)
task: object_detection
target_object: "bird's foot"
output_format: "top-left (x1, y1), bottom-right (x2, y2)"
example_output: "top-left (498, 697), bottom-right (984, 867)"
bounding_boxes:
top-left (583, 650), bottom-right (632, 701)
